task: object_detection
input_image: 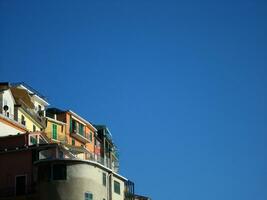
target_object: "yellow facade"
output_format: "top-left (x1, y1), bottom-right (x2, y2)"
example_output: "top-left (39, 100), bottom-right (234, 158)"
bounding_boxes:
top-left (17, 108), bottom-right (42, 132)
top-left (45, 117), bottom-right (66, 143)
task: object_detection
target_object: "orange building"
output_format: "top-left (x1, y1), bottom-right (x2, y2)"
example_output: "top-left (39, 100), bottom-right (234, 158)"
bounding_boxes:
top-left (46, 108), bottom-right (97, 159)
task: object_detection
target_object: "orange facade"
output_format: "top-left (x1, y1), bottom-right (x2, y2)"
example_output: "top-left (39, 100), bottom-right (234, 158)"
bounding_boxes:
top-left (57, 111), bottom-right (95, 154)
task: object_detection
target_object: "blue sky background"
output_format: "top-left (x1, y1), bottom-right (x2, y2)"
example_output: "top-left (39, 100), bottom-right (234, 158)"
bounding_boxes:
top-left (0, 1), bottom-right (267, 199)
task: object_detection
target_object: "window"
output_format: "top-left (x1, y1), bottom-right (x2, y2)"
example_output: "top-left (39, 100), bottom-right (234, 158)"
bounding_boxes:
top-left (102, 173), bottom-right (106, 186)
top-left (114, 180), bottom-right (120, 194)
top-left (52, 124), bottom-right (57, 140)
top-left (72, 138), bottom-right (75, 145)
top-left (79, 123), bottom-right (84, 136)
top-left (33, 125), bottom-right (36, 132)
top-left (52, 164), bottom-right (66, 180)
top-left (30, 136), bottom-right (37, 145)
top-left (21, 115), bottom-right (26, 125)
top-left (69, 117), bottom-right (73, 132)
top-left (84, 192), bottom-right (93, 200)
top-left (89, 132), bottom-right (93, 141)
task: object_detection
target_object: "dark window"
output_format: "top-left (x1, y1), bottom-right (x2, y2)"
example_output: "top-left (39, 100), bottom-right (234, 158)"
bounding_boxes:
top-left (16, 175), bottom-right (26, 195)
top-left (114, 180), bottom-right (120, 194)
top-left (102, 173), bottom-right (106, 186)
top-left (33, 125), bottom-right (36, 132)
top-left (21, 115), bottom-right (26, 125)
top-left (52, 164), bottom-right (66, 180)
top-left (79, 123), bottom-right (84, 136)
top-left (38, 164), bottom-right (51, 181)
top-left (84, 192), bottom-right (93, 200)
top-left (72, 138), bottom-right (75, 145)
top-left (90, 132), bottom-right (93, 141)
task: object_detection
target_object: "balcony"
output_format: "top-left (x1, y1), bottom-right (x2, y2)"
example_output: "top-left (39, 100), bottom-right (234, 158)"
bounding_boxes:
top-left (70, 128), bottom-right (91, 143)
top-left (0, 110), bottom-right (26, 129)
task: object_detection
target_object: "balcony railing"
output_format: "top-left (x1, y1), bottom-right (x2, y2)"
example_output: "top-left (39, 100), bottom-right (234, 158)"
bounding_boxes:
top-left (0, 110), bottom-right (26, 128)
top-left (70, 128), bottom-right (92, 143)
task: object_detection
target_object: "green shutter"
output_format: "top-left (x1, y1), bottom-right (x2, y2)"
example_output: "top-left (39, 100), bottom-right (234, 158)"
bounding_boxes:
top-left (52, 124), bottom-right (57, 140)
top-left (70, 118), bottom-right (72, 133)
top-left (79, 124), bottom-right (84, 136)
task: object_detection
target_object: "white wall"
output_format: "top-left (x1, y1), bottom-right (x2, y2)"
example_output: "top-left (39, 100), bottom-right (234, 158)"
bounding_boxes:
top-left (38, 161), bottom-right (126, 200)
top-left (0, 121), bottom-right (22, 136)
top-left (0, 89), bottom-right (15, 119)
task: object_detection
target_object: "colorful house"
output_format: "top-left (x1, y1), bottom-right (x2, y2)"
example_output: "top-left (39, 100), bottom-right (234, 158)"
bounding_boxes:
top-left (0, 83), bottom-right (27, 135)
top-left (11, 87), bottom-right (45, 132)
top-left (46, 108), bottom-right (97, 160)
top-left (0, 82), bottom-right (50, 134)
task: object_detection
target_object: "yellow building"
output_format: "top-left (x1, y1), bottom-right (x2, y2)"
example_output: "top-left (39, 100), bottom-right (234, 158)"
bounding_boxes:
top-left (45, 116), bottom-right (66, 143)
top-left (10, 87), bottom-right (47, 132)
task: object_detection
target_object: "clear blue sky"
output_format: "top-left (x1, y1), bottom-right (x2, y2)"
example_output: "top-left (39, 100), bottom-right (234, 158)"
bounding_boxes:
top-left (0, 1), bottom-right (267, 199)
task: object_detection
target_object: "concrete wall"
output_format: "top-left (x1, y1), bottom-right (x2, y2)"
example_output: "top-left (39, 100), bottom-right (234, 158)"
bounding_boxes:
top-left (37, 161), bottom-right (125, 200)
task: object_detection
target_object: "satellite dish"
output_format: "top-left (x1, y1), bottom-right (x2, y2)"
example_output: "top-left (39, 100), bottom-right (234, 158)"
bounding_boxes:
top-left (3, 105), bottom-right (9, 111)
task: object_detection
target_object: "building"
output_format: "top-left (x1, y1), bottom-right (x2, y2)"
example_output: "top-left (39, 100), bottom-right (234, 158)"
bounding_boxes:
top-left (0, 82), bottom-right (50, 134)
top-left (0, 83), bottom-right (27, 135)
top-left (0, 82), bottom-right (150, 200)
top-left (46, 108), bottom-right (97, 160)
top-left (0, 133), bottom-right (135, 200)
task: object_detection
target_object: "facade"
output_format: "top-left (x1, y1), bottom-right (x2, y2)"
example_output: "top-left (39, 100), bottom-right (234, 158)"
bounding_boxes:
top-left (36, 159), bottom-right (126, 200)
top-left (46, 108), bottom-right (97, 160)
top-left (45, 115), bottom-right (66, 143)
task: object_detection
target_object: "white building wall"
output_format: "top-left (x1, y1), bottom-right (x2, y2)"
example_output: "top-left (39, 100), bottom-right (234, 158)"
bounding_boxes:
top-left (0, 89), bottom-right (15, 119)
top-left (0, 121), bottom-right (23, 136)
top-left (38, 161), bottom-right (126, 200)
